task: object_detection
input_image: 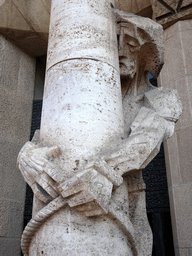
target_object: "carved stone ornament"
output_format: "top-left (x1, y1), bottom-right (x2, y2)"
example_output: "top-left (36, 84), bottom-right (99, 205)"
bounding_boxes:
top-left (151, 0), bottom-right (192, 28)
top-left (17, 2), bottom-right (182, 256)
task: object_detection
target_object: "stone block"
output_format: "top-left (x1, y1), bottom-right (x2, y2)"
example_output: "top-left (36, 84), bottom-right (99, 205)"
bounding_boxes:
top-left (0, 199), bottom-right (24, 239)
top-left (8, 201), bottom-right (24, 238)
top-left (0, 35), bottom-right (35, 256)
top-left (0, 139), bottom-right (26, 202)
top-left (0, 35), bottom-right (20, 91)
top-left (164, 132), bottom-right (181, 186)
top-left (177, 126), bottom-right (192, 183)
top-left (0, 0), bottom-right (49, 56)
top-left (163, 30), bottom-right (186, 82)
top-left (151, 0), bottom-right (192, 28)
top-left (185, 77), bottom-right (192, 105)
top-left (179, 19), bottom-right (192, 32)
top-left (0, 35), bottom-right (35, 145)
top-left (164, 21), bottom-right (180, 41)
top-left (151, 0), bottom-right (171, 18)
top-left (157, 17), bottom-right (192, 256)
top-left (175, 248), bottom-right (191, 256)
top-left (0, 99), bottom-right (33, 144)
top-left (170, 184), bottom-right (192, 248)
top-left (175, 76), bottom-right (192, 130)
top-left (0, 238), bottom-right (21, 256)
top-left (0, 34), bottom-right (35, 94)
top-left (168, 187), bottom-right (179, 248)
top-left (157, 62), bottom-right (175, 90)
top-left (11, 0), bottom-right (50, 34)
top-left (0, 0), bottom-right (31, 31)
top-left (179, 23), bottom-right (192, 76)
top-left (115, 0), bottom-right (151, 14)
top-left (0, 200), bottom-right (10, 237)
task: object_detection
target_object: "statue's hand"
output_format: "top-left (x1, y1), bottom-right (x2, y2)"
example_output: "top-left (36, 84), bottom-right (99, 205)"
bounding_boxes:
top-left (58, 162), bottom-right (115, 217)
top-left (17, 142), bottom-right (63, 204)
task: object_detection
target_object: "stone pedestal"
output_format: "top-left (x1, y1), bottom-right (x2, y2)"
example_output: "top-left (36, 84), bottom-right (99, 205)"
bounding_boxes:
top-left (158, 20), bottom-right (192, 256)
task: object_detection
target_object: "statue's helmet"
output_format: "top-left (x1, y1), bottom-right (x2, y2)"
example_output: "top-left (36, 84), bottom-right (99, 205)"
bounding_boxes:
top-left (114, 9), bottom-right (164, 78)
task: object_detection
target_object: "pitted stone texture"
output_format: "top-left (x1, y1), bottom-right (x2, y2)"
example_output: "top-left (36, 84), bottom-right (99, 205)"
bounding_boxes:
top-left (47, 0), bottom-right (118, 71)
top-left (29, 207), bottom-right (133, 256)
top-left (18, 8), bottom-right (182, 256)
top-left (0, 34), bottom-right (35, 256)
top-left (158, 20), bottom-right (192, 255)
top-left (41, 59), bottom-right (124, 159)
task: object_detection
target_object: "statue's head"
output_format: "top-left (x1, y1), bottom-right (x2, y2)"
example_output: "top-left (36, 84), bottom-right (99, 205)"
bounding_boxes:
top-left (115, 10), bottom-right (164, 79)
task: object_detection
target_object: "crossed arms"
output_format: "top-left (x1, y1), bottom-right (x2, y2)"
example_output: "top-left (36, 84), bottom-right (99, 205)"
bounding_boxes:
top-left (17, 88), bottom-right (182, 216)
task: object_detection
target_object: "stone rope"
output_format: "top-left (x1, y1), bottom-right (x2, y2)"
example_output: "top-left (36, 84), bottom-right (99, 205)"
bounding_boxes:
top-left (21, 195), bottom-right (138, 256)
top-left (21, 196), bottom-right (67, 256)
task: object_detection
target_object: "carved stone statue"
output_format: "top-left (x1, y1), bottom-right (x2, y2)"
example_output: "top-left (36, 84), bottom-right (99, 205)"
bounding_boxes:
top-left (17, 3), bottom-right (182, 256)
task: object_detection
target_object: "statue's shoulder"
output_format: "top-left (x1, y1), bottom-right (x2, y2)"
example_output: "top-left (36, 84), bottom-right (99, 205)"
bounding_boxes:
top-left (144, 87), bottom-right (182, 122)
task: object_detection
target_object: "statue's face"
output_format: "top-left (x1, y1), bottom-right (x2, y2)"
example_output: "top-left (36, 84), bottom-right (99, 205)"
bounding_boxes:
top-left (118, 24), bottom-right (140, 79)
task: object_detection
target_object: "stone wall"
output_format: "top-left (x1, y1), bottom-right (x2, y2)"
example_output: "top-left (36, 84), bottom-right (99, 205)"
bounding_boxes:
top-left (0, 35), bottom-right (35, 256)
top-left (158, 20), bottom-right (192, 256)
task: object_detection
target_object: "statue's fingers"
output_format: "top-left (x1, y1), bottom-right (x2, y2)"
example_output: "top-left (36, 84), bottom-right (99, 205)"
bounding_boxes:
top-left (58, 178), bottom-right (85, 198)
top-left (40, 172), bottom-right (59, 193)
top-left (36, 175), bottom-right (58, 199)
top-left (30, 155), bottom-right (46, 168)
top-left (67, 190), bottom-right (95, 208)
top-left (21, 168), bottom-right (35, 188)
top-left (20, 160), bottom-right (40, 180)
top-left (44, 162), bottom-right (64, 183)
top-left (19, 165), bottom-right (48, 203)
top-left (21, 155), bottom-right (44, 173)
top-left (19, 141), bottom-right (36, 154)
top-left (32, 183), bottom-right (50, 204)
top-left (74, 201), bottom-right (100, 212)
top-left (94, 159), bottom-right (123, 187)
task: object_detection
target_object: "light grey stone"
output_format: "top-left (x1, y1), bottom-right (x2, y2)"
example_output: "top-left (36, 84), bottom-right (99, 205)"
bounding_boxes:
top-left (175, 248), bottom-right (190, 256)
top-left (17, 4), bottom-right (182, 256)
top-left (0, 238), bottom-right (21, 256)
top-left (159, 20), bottom-right (192, 255)
top-left (0, 200), bottom-right (10, 237)
top-left (0, 34), bottom-right (35, 256)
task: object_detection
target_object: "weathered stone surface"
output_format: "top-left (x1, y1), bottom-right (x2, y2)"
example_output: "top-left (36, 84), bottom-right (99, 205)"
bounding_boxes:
top-left (17, 5), bottom-right (182, 256)
top-left (0, 238), bottom-right (21, 256)
top-left (0, 34), bottom-right (35, 255)
top-left (115, 0), bottom-right (152, 16)
top-left (0, 0), bottom-right (154, 57)
top-left (158, 19), bottom-right (192, 255)
top-left (0, 0), bottom-right (49, 56)
top-left (151, 0), bottom-right (192, 28)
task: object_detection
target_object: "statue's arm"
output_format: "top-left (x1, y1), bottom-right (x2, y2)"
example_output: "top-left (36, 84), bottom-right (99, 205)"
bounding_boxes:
top-left (58, 88), bottom-right (182, 215)
top-left (17, 88), bottom-right (182, 216)
top-left (105, 87), bottom-right (182, 175)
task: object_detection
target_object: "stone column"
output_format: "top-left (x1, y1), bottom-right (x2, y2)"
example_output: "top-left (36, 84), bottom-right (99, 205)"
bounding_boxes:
top-left (28, 1), bottom-right (131, 255)
top-left (158, 20), bottom-right (192, 256)
top-left (40, 0), bottom-right (124, 160)
top-left (0, 34), bottom-right (35, 256)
